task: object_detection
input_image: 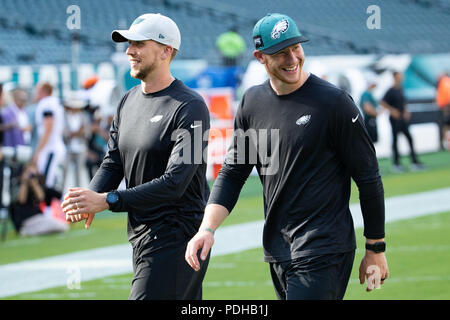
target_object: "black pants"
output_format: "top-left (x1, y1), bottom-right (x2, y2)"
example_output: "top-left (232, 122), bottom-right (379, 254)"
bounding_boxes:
top-left (269, 251), bottom-right (355, 300)
top-left (129, 220), bottom-right (210, 300)
top-left (390, 118), bottom-right (418, 165)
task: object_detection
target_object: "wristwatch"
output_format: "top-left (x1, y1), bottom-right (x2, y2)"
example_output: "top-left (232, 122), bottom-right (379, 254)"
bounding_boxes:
top-left (365, 241), bottom-right (386, 253)
top-left (106, 191), bottom-right (120, 211)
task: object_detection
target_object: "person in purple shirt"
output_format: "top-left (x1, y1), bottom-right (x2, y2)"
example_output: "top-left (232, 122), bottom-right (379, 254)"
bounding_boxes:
top-left (1, 88), bottom-right (31, 147)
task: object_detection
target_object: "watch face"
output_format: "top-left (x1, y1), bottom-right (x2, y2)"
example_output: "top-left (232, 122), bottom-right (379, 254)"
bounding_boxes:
top-left (107, 192), bottom-right (118, 204)
top-left (376, 242), bottom-right (386, 252)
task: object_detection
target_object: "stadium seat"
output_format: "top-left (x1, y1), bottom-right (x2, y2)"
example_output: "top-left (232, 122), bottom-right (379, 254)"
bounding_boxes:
top-left (0, 0), bottom-right (449, 66)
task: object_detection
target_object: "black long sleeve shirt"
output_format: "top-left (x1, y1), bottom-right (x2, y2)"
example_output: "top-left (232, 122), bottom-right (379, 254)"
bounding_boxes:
top-left (89, 80), bottom-right (210, 245)
top-left (209, 74), bottom-right (385, 263)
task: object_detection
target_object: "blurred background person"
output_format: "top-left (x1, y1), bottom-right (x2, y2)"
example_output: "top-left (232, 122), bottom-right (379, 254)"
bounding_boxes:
top-left (25, 94), bottom-right (39, 152)
top-left (10, 163), bottom-right (68, 236)
top-left (360, 76), bottom-right (380, 143)
top-left (1, 88), bottom-right (32, 147)
top-left (216, 27), bottom-right (247, 67)
top-left (0, 84), bottom-right (68, 237)
top-left (0, 85), bottom-right (17, 146)
top-left (62, 95), bottom-right (88, 187)
top-left (32, 82), bottom-right (66, 219)
top-left (86, 109), bottom-right (110, 180)
top-left (0, 83), bottom-right (4, 216)
top-left (436, 72), bottom-right (450, 150)
top-left (381, 71), bottom-right (423, 172)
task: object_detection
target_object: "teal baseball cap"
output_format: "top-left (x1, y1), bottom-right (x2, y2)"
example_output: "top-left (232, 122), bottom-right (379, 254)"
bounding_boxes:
top-left (252, 13), bottom-right (308, 54)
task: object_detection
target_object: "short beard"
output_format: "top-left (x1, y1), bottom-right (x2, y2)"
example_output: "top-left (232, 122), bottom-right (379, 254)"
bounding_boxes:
top-left (130, 65), bottom-right (152, 80)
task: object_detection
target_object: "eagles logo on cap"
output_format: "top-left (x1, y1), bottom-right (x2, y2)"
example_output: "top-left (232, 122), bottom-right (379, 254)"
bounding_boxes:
top-left (252, 13), bottom-right (308, 55)
top-left (271, 19), bottom-right (289, 39)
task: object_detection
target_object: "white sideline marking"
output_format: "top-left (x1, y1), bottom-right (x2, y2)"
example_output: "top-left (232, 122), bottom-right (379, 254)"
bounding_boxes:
top-left (0, 245), bottom-right (132, 298)
top-left (0, 220), bottom-right (264, 298)
top-left (350, 187), bottom-right (450, 227)
top-left (0, 187), bottom-right (449, 298)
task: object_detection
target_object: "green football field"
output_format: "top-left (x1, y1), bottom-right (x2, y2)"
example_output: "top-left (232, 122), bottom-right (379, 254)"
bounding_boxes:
top-left (2, 151), bottom-right (450, 300)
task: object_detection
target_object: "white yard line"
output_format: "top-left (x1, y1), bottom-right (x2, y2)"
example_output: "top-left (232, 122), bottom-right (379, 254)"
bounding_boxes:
top-left (350, 187), bottom-right (450, 228)
top-left (1, 187), bottom-right (449, 298)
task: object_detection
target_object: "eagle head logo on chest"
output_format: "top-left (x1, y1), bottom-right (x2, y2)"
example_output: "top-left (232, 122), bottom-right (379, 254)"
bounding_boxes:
top-left (296, 115), bottom-right (311, 126)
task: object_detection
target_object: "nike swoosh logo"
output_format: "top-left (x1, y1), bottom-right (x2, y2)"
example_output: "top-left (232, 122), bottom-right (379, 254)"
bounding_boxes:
top-left (190, 124), bottom-right (201, 129)
top-left (352, 115), bottom-right (359, 123)
top-left (150, 115), bottom-right (163, 123)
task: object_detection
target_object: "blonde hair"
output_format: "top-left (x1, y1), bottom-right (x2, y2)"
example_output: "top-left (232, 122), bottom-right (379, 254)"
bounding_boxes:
top-left (170, 48), bottom-right (178, 62)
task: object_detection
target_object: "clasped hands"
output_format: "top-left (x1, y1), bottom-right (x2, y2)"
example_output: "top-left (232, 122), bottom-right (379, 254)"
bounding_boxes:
top-left (61, 188), bottom-right (109, 229)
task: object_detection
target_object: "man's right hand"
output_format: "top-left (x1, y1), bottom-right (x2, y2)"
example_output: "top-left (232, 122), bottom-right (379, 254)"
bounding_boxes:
top-left (185, 229), bottom-right (215, 271)
top-left (185, 204), bottom-right (229, 271)
top-left (65, 212), bottom-right (95, 229)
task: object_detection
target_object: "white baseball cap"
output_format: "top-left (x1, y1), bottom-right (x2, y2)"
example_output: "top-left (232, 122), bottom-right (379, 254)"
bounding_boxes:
top-left (111, 13), bottom-right (181, 50)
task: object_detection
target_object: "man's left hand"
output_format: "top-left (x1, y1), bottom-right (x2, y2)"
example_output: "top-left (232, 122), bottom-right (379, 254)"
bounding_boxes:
top-left (359, 251), bottom-right (389, 292)
top-left (62, 188), bottom-right (108, 229)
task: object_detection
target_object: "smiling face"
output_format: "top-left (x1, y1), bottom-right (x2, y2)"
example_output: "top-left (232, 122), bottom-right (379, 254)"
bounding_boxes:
top-left (254, 43), bottom-right (307, 94)
top-left (126, 40), bottom-right (171, 81)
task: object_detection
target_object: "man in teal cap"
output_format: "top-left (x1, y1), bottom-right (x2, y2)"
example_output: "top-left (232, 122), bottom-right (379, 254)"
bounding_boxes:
top-left (186, 13), bottom-right (389, 299)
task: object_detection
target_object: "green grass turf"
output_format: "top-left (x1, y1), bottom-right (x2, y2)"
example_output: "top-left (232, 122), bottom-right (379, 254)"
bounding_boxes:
top-left (0, 212), bottom-right (128, 265)
top-left (212, 210), bottom-right (450, 300)
top-left (1, 151), bottom-right (449, 264)
top-left (1, 151), bottom-right (449, 298)
top-left (7, 210), bottom-right (450, 300)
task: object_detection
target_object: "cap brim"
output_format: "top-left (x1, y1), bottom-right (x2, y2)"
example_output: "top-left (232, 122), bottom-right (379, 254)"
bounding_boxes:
top-left (111, 30), bottom-right (149, 43)
top-left (261, 36), bottom-right (309, 54)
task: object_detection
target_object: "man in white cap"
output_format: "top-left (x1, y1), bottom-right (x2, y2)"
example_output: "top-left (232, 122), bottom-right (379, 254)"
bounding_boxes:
top-left (186, 13), bottom-right (389, 299)
top-left (62, 13), bottom-right (211, 300)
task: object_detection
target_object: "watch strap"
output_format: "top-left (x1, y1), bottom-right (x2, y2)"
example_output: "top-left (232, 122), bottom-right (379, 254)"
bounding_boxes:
top-left (365, 241), bottom-right (386, 253)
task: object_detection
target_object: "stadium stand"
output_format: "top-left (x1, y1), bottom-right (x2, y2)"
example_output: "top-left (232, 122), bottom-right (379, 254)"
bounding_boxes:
top-left (0, 0), bottom-right (449, 66)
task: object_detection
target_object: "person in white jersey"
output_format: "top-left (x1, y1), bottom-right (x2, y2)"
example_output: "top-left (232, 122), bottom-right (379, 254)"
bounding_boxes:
top-left (33, 82), bottom-right (66, 215)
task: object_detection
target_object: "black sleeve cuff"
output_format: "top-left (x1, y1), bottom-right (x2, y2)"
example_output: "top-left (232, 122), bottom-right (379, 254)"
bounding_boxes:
top-left (360, 192), bottom-right (385, 239)
top-left (208, 164), bottom-right (251, 214)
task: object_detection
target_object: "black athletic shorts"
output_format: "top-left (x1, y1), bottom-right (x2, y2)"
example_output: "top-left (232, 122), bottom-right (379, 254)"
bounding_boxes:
top-left (269, 250), bottom-right (355, 300)
top-left (129, 217), bottom-right (210, 300)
